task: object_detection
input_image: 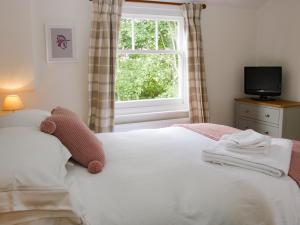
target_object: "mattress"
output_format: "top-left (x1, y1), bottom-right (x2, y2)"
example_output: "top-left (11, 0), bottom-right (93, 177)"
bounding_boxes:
top-left (68, 127), bottom-right (300, 225)
top-left (63, 127), bottom-right (300, 225)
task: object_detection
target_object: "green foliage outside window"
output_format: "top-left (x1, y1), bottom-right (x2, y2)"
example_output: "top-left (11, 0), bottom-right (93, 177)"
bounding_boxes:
top-left (116, 18), bottom-right (180, 101)
top-left (135, 20), bottom-right (156, 50)
top-left (119, 19), bottom-right (132, 49)
top-left (158, 21), bottom-right (177, 50)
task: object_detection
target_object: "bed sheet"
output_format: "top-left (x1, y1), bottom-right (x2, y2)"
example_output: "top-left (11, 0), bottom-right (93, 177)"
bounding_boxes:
top-left (65, 127), bottom-right (300, 225)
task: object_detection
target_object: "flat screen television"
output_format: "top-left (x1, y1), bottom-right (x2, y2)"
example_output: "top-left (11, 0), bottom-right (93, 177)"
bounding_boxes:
top-left (244, 66), bottom-right (282, 101)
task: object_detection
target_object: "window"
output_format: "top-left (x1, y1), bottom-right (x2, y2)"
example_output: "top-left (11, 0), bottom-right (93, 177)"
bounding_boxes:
top-left (116, 14), bottom-right (188, 123)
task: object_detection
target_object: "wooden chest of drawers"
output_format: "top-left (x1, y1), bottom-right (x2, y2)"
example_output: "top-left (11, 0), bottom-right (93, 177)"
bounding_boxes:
top-left (235, 98), bottom-right (300, 140)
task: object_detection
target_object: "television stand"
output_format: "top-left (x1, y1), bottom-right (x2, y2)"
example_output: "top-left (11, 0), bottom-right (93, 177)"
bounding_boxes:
top-left (235, 98), bottom-right (300, 140)
top-left (251, 96), bottom-right (275, 101)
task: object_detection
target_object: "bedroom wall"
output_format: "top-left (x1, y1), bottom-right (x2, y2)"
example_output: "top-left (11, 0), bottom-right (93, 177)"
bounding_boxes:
top-left (256, 0), bottom-right (300, 102)
top-left (202, 5), bottom-right (256, 126)
top-left (0, 0), bottom-right (35, 92)
top-left (0, 0), bottom-right (91, 121)
top-left (0, 0), bottom-right (257, 127)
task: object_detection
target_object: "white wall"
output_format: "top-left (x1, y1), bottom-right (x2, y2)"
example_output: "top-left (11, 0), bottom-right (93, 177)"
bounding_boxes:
top-left (256, 0), bottom-right (300, 101)
top-left (0, 0), bottom-right (91, 121)
top-left (0, 0), bottom-right (258, 126)
top-left (0, 0), bottom-right (35, 92)
top-left (203, 5), bottom-right (257, 126)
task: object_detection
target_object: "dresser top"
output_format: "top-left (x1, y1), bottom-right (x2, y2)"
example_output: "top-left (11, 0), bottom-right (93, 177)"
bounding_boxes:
top-left (235, 98), bottom-right (300, 108)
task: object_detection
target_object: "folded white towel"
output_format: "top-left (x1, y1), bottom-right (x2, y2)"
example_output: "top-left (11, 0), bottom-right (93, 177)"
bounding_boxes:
top-left (221, 129), bottom-right (271, 146)
top-left (219, 129), bottom-right (271, 154)
top-left (217, 140), bottom-right (270, 154)
top-left (202, 138), bottom-right (293, 177)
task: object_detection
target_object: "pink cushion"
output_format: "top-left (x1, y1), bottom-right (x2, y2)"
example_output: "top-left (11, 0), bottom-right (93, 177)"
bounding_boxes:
top-left (175, 123), bottom-right (300, 187)
top-left (40, 107), bottom-right (105, 174)
top-left (51, 106), bottom-right (77, 117)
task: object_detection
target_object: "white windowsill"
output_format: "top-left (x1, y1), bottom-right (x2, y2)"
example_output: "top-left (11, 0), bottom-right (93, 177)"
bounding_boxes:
top-left (116, 97), bottom-right (184, 109)
top-left (114, 117), bottom-right (190, 132)
top-left (115, 110), bottom-right (189, 124)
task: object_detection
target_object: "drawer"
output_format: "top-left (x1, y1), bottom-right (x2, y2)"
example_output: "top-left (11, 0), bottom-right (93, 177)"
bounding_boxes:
top-left (238, 103), bottom-right (280, 125)
top-left (238, 119), bottom-right (280, 137)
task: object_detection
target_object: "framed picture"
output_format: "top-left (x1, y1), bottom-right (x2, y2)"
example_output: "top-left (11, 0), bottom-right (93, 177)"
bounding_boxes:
top-left (45, 25), bottom-right (77, 63)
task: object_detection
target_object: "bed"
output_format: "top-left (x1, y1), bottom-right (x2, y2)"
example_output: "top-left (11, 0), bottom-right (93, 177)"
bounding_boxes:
top-left (1, 111), bottom-right (300, 225)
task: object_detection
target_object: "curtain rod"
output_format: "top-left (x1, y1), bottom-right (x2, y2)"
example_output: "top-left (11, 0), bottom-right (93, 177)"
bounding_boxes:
top-left (89, 0), bottom-right (207, 9)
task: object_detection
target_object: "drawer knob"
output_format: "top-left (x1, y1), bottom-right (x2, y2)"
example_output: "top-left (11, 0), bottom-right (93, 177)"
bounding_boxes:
top-left (265, 114), bottom-right (270, 118)
top-left (263, 131), bottom-right (269, 135)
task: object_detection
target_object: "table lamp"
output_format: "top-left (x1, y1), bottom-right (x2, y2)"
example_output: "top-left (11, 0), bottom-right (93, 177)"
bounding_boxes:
top-left (2, 95), bottom-right (24, 111)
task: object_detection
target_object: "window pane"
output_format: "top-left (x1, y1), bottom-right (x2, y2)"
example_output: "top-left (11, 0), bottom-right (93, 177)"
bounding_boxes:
top-left (116, 54), bottom-right (179, 101)
top-left (134, 20), bottom-right (156, 50)
top-left (119, 18), bottom-right (132, 49)
top-left (158, 21), bottom-right (178, 50)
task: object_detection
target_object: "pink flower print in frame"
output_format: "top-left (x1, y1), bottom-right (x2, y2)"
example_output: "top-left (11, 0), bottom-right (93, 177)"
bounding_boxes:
top-left (56, 35), bottom-right (70, 50)
top-left (46, 25), bottom-right (77, 62)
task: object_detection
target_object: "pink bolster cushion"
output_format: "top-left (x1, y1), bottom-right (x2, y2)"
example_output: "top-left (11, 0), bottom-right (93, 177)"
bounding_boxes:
top-left (175, 123), bottom-right (300, 187)
top-left (40, 107), bottom-right (105, 174)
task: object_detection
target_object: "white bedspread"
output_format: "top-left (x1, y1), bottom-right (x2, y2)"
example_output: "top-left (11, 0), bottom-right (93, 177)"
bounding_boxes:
top-left (65, 127), bottom-right (300, 225)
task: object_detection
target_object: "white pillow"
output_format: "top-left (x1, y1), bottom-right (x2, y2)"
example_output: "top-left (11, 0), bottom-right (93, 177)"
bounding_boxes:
top-left (0, 127), bottom-right (87, 225)
top-left (0, 109), bottom-right (50, 129)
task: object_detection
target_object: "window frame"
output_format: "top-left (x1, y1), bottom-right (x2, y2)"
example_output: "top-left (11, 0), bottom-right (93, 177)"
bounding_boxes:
top-left (115, 13), bottom-right (188, 123)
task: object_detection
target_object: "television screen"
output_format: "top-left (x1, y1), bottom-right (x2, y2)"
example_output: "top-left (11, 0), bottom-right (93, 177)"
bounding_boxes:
top-left (244, 67), bottom-right (282, 97)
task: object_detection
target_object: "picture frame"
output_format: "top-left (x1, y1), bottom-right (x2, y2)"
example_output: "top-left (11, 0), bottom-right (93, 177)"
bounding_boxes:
top-left (45, 25), bottom-right (77, 63)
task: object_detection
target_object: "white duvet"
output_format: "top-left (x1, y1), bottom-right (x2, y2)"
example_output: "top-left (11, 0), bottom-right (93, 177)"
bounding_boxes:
top-left (63, 127), bottom-right (300, 225)
top-left (22, 127), bottom-right (300, 225)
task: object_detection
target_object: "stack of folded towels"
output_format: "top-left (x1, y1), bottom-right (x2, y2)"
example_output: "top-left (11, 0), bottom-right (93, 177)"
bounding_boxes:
top-left (202, 129), bottom-right (293, 177)
top-left (219, 129), bottom-right (271, 154)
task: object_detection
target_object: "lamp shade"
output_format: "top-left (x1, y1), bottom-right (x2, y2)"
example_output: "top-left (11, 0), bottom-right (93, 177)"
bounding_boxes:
top-left (2, 95), bottom-right (24, 111)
